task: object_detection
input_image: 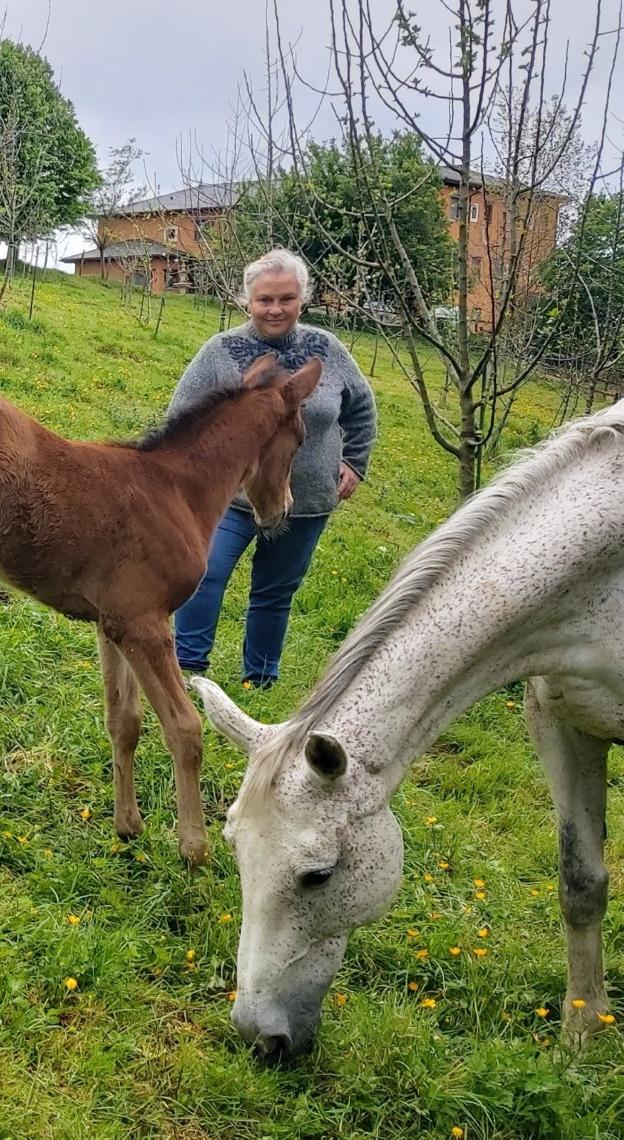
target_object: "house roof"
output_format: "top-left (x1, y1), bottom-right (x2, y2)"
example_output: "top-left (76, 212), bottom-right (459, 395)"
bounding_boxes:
top-left (61, 240), bottom-right (188, 263)
top-left (110, 182), bottom-right (242, 217)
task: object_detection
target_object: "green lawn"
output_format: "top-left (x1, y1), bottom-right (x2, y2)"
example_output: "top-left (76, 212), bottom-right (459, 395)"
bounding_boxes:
top-left (0, 273), bottom-right (623, 1139)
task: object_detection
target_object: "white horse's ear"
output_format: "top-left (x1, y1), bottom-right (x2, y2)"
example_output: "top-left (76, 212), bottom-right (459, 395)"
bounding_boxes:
top-left (304, 732), bottom-right (348, 782)
top-left (191, 677), bottom-right (280, 754)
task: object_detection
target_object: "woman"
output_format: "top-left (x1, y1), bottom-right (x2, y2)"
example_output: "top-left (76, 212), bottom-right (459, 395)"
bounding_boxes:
top-left (170, 249), bottom-right (377, 687)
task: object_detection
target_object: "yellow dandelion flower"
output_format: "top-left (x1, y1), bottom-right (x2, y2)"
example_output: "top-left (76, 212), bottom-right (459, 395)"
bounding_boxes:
top-left (477, 927), bottom-right (489, 938)
top-left (545, 883), bottom-right (555, 892)
top-left (225, 762), bottom-right (234, 770)
top-left (110, 841), bottom-right (121, 854)
top-left (475, 890), bottom-right (487, 901)
top-left (186, 949), bottom-right (196, 963)
top-left (1, 831), bottom-right (12, 839)
top-left (425, 816), bottom-right (438, 826)
top-left (530, 889), bottom-right (540, 897)
top-left (67, 914), bottom-right (81, 925)
top-left (438, 861), bottom-right (450, 870)
top-left (505, 700), bottom-right (516, 709)
top-left (571, 998), bottom-right (586, 1009)
top-left (335, 992), bottom-right (348, 1006)
top-left (535, 1007), bottom-right (550, 1018)
top-left (80, 806), bottom-right (92, 821)
top-left (449, 946), bottom-right (462, 956)
top-left (242, 681), bottom-right (252, 690)
top-left (43, 848), bottom-right (53, 858)
top-left (135, 853), bottom-right (146, 863)
top-left (474, 878), bottom-right (486, 888)
top-left (218, 913), bottom-right (233, 923)
top-left (597, 1013), bottom-right (616, 1025)
top-left (64, 977), bottom-right (78, 991)
top-left (17, 835), bottom-right (28, 845)
top-left (423, 873), bottom-right (434, 884)
top-left (420, 997), bottom-right (437, 1009)
top-left (451, 1129), bottom-right (464, 1139)
top-left (431, 911), bottom-right (443, 920)
top-left (415, 948), bottom-right (429, 960)
top-left (406, 928), bottom-right (420, 938)
top-left (227, 990), bottom-right (237, 1001)
top-left (408, 981), bottom-right (419, 991)
top-left (473, 947), bottom-right (488, 958)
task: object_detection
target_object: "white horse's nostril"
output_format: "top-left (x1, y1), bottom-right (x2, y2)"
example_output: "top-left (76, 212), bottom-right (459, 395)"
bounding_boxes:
top-left (255, 1031), bottom-right (293, 1063)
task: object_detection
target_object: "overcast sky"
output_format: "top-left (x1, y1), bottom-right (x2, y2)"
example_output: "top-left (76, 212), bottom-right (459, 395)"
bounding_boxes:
top-left (5, 0), bottom-right (623, 267)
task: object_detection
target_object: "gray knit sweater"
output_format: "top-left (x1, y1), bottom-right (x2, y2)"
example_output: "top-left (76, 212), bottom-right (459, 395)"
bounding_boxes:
top-left (168, 321), bottom-right (377, 517)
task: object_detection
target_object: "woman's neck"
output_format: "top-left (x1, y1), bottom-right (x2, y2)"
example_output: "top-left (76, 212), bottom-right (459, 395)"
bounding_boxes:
top-left (247, 321), bottom-right (300, 349)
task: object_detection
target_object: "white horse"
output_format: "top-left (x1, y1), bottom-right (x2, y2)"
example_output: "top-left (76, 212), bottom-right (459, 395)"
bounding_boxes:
top-left (193, 399), bottom-right (624, 1059)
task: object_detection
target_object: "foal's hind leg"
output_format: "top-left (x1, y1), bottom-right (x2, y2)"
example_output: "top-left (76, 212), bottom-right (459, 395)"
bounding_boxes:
top-left (525, 679), bottom-right (610, 1044)
top-left (98, 629), bottom-right (144, 839)
top-left (113, 616), bottom-right (207, 867)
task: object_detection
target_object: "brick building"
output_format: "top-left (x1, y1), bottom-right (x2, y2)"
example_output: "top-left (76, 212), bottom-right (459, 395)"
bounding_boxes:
top-left (64, 171), bottom-right (562, 325)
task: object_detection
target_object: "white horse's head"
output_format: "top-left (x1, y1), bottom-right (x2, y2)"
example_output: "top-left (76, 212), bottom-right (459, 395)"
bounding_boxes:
top-left (192, 678), bottom-right (404, 1059)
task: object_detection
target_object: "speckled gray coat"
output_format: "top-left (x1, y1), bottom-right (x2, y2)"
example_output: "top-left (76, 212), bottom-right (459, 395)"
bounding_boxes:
top-left (168, 321), bottom-right (377, 517)
top-left (193, 399), bottom-right (624, 1056)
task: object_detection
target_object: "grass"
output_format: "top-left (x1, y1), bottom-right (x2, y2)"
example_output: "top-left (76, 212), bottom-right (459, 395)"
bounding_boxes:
top-left (0, 273), bottom-right (623, 1138)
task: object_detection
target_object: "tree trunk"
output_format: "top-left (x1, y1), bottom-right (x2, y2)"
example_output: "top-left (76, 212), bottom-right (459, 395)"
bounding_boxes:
top-left (458, 383), bottom-right (477, 499)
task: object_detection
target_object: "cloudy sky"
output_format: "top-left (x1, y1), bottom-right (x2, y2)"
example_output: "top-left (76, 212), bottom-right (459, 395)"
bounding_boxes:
top-left (5, 0), bottom-right (623, 267)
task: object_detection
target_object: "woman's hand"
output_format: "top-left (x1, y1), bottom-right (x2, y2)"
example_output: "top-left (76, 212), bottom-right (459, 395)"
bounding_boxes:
top-left (338, 463), bottom-right (362, 500)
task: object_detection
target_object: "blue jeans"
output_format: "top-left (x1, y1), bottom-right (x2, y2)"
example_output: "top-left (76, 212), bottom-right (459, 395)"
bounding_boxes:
top-left (175, 506), bottom-right (328, 683)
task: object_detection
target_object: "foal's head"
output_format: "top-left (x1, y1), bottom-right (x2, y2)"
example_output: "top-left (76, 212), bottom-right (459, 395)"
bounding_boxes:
top-left (240, 354), bottom-right (321, 531)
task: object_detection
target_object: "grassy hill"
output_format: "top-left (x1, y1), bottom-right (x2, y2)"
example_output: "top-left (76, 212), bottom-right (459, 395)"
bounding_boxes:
top-left (0, 273), bottom-right (623, 1138)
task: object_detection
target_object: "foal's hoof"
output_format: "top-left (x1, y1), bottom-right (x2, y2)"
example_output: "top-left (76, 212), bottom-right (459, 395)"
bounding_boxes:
top-left (179, 831), bottom-right (209, 868)
top-left (115, 814), bottom-right (145, 841)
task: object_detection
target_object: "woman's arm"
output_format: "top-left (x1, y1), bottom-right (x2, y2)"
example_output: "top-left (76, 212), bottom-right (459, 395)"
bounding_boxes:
top-left (337, 342), bottom-right (378, 481)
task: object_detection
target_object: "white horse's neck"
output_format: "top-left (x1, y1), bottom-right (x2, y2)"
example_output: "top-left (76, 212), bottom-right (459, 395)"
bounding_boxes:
top-left (321, 443), bottom-right (624, 790)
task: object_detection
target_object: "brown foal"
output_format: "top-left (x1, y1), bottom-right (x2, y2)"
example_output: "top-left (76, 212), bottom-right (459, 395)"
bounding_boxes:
top-left (0, 354), bottom-right (321, 865)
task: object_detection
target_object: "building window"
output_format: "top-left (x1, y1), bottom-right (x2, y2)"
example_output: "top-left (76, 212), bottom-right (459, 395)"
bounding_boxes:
top-left (164, 224), bottom-right (179, 243)
top-left (470, 202), bottom-right (480, 223)
top-left (448, 194), bottom-right (460, 221)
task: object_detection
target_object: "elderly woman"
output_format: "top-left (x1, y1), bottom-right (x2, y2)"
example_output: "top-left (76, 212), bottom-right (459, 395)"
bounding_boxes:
top-left (170, 249), bottom-right (377, 688)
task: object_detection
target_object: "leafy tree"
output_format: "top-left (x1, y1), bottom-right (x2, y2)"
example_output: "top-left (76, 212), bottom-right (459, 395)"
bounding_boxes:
top-left (236, 132), bottom-right (454, 308)
top-left (0, 40), bottom-right (99, 280)
top-left (540, 191), bottom-right (624, 411)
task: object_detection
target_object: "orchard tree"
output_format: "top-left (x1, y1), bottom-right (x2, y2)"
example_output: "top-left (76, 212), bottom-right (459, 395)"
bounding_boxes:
top-left (0, 40), bottom-right (99, 286)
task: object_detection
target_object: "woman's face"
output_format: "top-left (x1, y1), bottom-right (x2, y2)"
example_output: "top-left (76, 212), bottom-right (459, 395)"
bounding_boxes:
top-left (249, 271), bottom-right (302, 339)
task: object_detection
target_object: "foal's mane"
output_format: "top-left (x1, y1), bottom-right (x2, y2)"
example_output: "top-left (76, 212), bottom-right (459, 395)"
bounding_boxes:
top-left (121, 383), bottom-right (245, 452)
top-left (247, 402), bottom-right (624, 799)
top-left (120, 360), bottom-right (286, 453)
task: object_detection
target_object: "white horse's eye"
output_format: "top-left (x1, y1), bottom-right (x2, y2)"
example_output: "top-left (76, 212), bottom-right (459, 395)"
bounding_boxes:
top-left (298, 868), bottom-right (334, 891)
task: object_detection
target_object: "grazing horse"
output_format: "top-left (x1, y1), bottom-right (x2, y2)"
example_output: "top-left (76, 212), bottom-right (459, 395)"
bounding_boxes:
top-left (194, 398), bottom-right (624, 1056)
top-left (0, 354), bottom-right (320, 866)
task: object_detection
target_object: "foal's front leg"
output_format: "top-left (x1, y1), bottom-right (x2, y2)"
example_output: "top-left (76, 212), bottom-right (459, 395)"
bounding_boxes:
top-left (525, 679), bottom-right (610, 1044)
top-left (114, 616), bottom-right (208, 867)
top-left (98, 628), bottom-right (144, 839)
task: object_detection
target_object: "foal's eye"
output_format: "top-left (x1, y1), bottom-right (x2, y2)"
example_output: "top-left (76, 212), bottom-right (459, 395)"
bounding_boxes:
top-left (298, 868), bottom-right (334, 890)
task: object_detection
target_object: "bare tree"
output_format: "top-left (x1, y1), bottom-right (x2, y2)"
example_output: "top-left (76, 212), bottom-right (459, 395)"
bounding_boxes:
top-left (83, 139), bottom-right (145, 279)
top-left (263, 0), bottom-right (616, 498)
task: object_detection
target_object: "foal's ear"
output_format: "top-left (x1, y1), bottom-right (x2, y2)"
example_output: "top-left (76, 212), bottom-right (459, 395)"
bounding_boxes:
top-left (304, 732), bottom-right (348, 782)
top-left (284, 357), bottom-right (322, 409)
top-left (243, 353), bottom-right (280, 389)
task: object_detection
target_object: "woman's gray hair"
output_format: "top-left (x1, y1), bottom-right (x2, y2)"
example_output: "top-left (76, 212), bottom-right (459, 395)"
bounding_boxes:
top-left (241, 249), bottom-right (313, 305)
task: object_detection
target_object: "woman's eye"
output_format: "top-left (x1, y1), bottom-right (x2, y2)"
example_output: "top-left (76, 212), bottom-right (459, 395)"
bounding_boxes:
top-left (299, 868), bottom-right (334, 890)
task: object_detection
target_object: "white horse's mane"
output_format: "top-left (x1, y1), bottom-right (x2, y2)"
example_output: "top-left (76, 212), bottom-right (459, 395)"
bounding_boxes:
top-left (245, 402), bottom-right (624, 801)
